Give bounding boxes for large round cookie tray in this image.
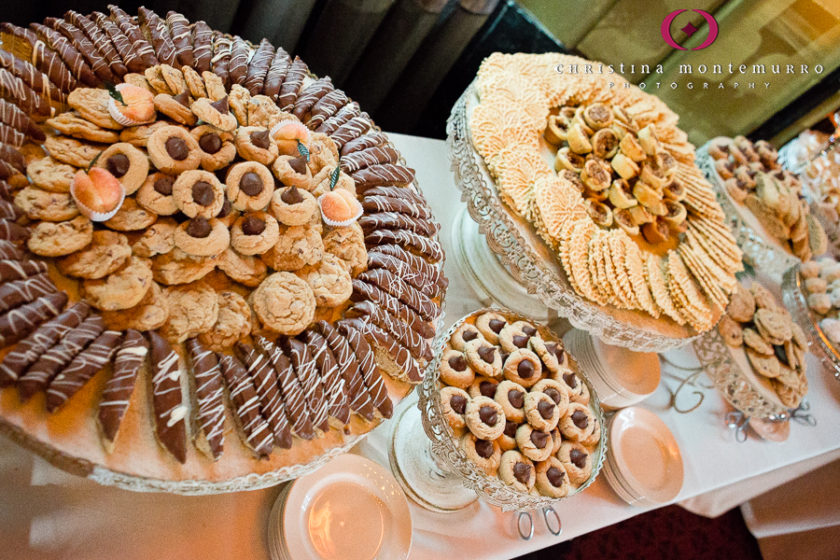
[0,6,449,493]
[447,82,704,353]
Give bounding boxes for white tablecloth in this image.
[2,134,839,560]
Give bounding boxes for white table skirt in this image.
[1,133,839,560]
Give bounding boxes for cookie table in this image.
[3,133,840,560]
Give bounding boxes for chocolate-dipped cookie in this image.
[218,352,274,458]
[315,320,376,422]
[46,329,122,413]
[255,336,315,440]
[185,337,226,460]
[98,329,148,452]
[235,342,293,449]
[147,330,188,463]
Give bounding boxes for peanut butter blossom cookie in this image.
[436,311,602,499]
[0,6,445,477]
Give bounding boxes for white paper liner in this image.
[107,84,155,127]
[70,174,126,222]
[318,192,362,227]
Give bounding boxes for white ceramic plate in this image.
[270,454,412,560]
[591,336,660,398]
[609,407,684,504]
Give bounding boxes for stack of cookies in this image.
[716,281,808,409]
[0,6,445,468]
[438,311,601,499]
[470,53,743,334]
[707,135,827,261]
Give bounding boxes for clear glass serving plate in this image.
[412,308,607,512]
[446,83,702,353]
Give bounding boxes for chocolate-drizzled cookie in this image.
[218,352,274,458]
[98,329,148,452]
[330,114,372,148]
[358,268,440,321]
[185,338,225,460]
[30,23,99,87]
[263,47,291,100]
[165,11,194,69]
[0,259,48,282]
[337,320,393,418]
[90,11,146,73]
[137,7,177,66]
[17,314,103,400]
[352,163,415,190]
[0,68,51,116]
[304,330,351,425]
[44,17,114,84]
[315,321,376,421]
[210,33,232,86]
[0,291,66,348]
[0,125,23,148]
[354,315,422,384]
[350,300,432,365]
[235,342,293,449]
[0,239,25,260]
[351,278,434,339]
[0,49,64,102]
[277,56,306,111]
[316,101,360,134]
[0,161,24,186]
[366,251,443,298]
[307,89,348,130]
[361,194,431,220]
[64,10,127,78]
[282,337,329,433]
[256,336,315,440]
[0,302,88,387]
[292,77,333,121]
[0,198,21,221]
[0,220,29,241]
[363,184,427,203]
[0,273,56,315]
[243,38,274,95]
[0,23,77,93]
[0,98,44,142]
[0,180,13,201]
[0,143,26,173]
[341,145,400,174]
[228,36,250,86]
[191,20,213,73]
[359,212,439,238]
[147,330,187,463]
[46,329,122,413]
[340,130,387,156]
[365,228,443,262]
[108,5,158,69]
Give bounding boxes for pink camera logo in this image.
[661,9,719,50]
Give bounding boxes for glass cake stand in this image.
[446,84,704,354]
[696,142,799,281]
[388,309,607,513]
[781,265,840,382]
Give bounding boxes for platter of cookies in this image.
[782,258,840,380]
[0,6,445,493]
[698,136,827,277]
[413,308,605,511]
[700,278,809,418]
[448,53,743,353]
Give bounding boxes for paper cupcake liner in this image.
[107,84,155,127]
[318,193,363,228]
[70,177,126,222]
